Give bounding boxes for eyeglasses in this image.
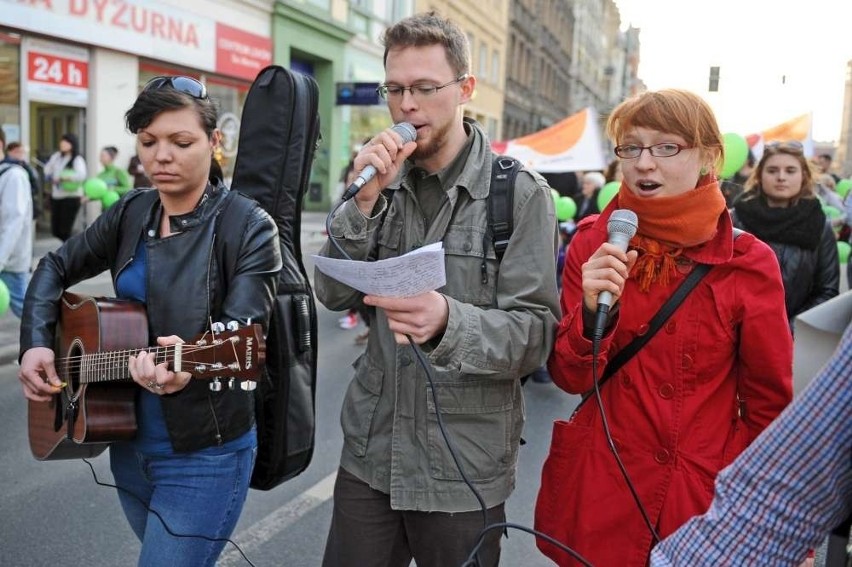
[614,143,691,159]
[764,140,803,154]
[377,75,468,101]
[143,76,208,100]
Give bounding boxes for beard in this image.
[410,120,452,163]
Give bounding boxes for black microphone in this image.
[593,209,638,336]
[341,122,417,201]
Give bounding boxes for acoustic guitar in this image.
[28,292,265,461]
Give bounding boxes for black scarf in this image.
[733,195,826,250]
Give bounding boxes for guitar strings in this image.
[55,341,246,379]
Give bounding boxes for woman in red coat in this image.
[535,89,793,567]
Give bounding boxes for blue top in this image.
[651,322,852,565]
[116,236,255,456]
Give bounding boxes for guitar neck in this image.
[66,346,176,385]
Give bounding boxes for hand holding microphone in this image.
[342,122,417,206]
[581,209,639,337]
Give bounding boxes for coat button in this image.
[665,320,677,334]
[637,324,649,336]
[654,448,671,464]
[463,241,473,251]
[399,355,412,367]
[658,383,674,399]
[682,354,694,369]
[621,375,632,387]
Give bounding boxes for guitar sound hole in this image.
[64,341,83,392]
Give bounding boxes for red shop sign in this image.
[28,51,89,89]
[215,22,271,81]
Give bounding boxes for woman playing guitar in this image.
[17,76,282,567]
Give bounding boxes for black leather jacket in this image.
[21,184,282,452]
[731,211,839,325]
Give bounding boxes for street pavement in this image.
[0,211,331,366]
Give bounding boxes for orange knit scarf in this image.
[616,177,727,291]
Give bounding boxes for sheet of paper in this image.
[312,242,446,298]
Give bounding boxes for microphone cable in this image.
[81,457,257,566]
[590,318,661,545]
[325,202,593,567]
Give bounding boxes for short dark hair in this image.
[6,141,22,152]
[102,145,119,159]
[125,87,218,138]
[0,127,5,147]
[381,11,470,77]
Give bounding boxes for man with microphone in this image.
[314,11,560,567]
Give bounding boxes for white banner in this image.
[491,107,607,173]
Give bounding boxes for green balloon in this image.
[721,133,749,179]
[550,188,560,209]
[59,168,81,192]
[101,190,121,208]
[556,196,577,221]
[597,181,620,211]
[0,278,9,316]
[83,177,108,200]
[823,205,843,220]
[836,179,852,199]
[838,241,850,264]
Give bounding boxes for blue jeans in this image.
[0,271,28,318]
[109,442,256,567]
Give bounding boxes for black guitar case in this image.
[230,65,321,490]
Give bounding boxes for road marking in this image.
[218,471,337,566]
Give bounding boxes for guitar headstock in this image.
[181,323,265,384]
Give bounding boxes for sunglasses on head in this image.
[764,140,803,154]
[143,76,208,100]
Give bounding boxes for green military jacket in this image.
[315,119,560,512]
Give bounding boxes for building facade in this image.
[1,0,274,223]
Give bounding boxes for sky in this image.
[613,0,852,142]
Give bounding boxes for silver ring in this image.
[146,381,161,389]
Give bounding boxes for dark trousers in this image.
[322,467,504,567]
[50,196,81,242]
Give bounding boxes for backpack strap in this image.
[481,155,522,284]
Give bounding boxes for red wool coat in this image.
[535,207,793,567]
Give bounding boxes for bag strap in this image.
[487,155,521,262]
[574,228,745,411]
[574,262,712,412]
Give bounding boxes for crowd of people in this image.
[2,8,850,567]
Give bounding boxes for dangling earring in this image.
[699,166,708,176]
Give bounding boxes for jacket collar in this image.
[390,118,492,201]
[154,182,225,235]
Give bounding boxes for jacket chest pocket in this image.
[442,225,498,306]
[377,213,403,261]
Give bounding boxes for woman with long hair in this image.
[731,142,839,329]
[43,132,87,241]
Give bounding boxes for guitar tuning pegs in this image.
[209,378,222,392]
[211,322,225,333]
[226,321,240,332]
[240,381,257,392]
